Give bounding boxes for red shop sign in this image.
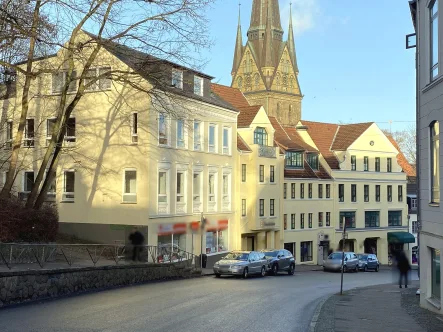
[158,223,187,236]
[218,219,229,230]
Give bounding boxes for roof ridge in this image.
[330,125,340,152]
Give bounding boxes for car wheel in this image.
[261,266,266,277]
[364,265,368,272]
[288,264,295,275]
[323,267,327,272]
[343,265,348,273]
[272,264,278,275]
[242,267,249,279]
[215,273,221,278]
[355,265,358,273]
[375,265,380,272]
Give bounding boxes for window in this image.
[307,153,319,170]
[85,67,111,91]
[194,76,203,96]
[176,171,186,203]
[158,114,168,145]
[326,184,331,198]
[254,127,268,146]
[318,212,323,227]
[285,151,303,168]
[365,211,380,228]
[388,211,402,226]
[176,119,185,148]
[259,165,264,182]
[364,185,369,202]
[300,242,313,262]
[193,120,202,151]
[4,120,12,149]
[308,183,312,198]
[291,214,295,229]
[242,199,246,217]
[375,157,380,172]
[431,121,440,203]
[339,184,344,202]
[284,183,287,199]
[300,213,305,229]
[300,183,304,199]
[65,118,76,143]
[291,183,296,199]
[387,158,392,172]
[259,199,265,216]
[364,156,369,171]
[63,171,75,201]
[222,173,230,207]
[172,69,183,89]
[351,155,356,171]
[284,214,287,230]
[412,198,417,209]
[398,185,403,202]
[206,221,229,254]
[339,211,356,229]
[376,185,381,202]
[351,184,357,202]
[23,171,34,192]
[387,185,392,202]
[431,248,441,299]
[412,220,418,234]
[326,212,331,227]
[131,113,138,143]
[242,164,246,182]
[270,199,275,216]
[45,118,56,145]
[24,119,34,147]
[222,127,230,154]
[52,71,77,94]
[431,0,439,80]
[208,173,217,203]
[319,184,323,199]
[209,124,217,153]
[193,172,202,205]
[158,171,168,203]
[122,170,137,203]
[308,213,313,228]
[270,166,275,183]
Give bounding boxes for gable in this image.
[347,123,398,154]
[331,122,374,151]
[270,45,300,95]
[232,43,265,92]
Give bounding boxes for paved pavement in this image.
[314,279,443,332]
[0,269,403,332]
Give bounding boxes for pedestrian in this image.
[129,227,145,262]
[395,249,411,288]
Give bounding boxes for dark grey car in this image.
[260,249,295,275]
[357,253,380,272]
[213,251,268,278]
[323,252,359,272]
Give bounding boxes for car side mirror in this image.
[344,257,348,261]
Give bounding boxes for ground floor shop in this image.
[241,230,283,252]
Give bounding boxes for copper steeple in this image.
[287,3,299,74]
[232,3,244,75]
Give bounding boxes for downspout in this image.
[415,1,421,283]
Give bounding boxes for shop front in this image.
[387,231,416,265]
[205,219,229,267]
[157,223,187,263]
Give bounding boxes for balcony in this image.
[258,146,276,158]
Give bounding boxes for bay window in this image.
[285,151,303,168]
[307,153,319,170]
[222,172,231,211]
[193,170,203,212]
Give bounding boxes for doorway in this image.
[284,242,296,257]
[246,236,255,251]
[364,238,378,255]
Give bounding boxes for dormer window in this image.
[254,127,268,146]
[307,153,319,170]
[172,69,183,89]
[285,151,303,168]
[194,76,203,96]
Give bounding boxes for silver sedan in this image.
[213,251,268,278]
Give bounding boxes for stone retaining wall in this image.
[0,264,200,307]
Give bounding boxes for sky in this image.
[200,0,416,132]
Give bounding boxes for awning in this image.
[387,232,416,244]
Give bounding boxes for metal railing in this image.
[0,243,200,270]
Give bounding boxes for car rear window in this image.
[328,253,342,259]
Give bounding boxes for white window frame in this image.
[158,114,169,146]
[176,169,187,213]
[84,67,112,91]
[122,168,137,203]
[46,118,56,146]
[208,170,218,212]
[193,120,203,151]
[4,120,12,149]
[158,163,171,215]
[24,118,34,148]
[193,167,203,213]
[45,170,57,196]
[208,124,217,153]
[430,0,439,81]
[64,117,76,145]
[194,76,203,96]
[222,126,231,155]
[176,119,186,149]
[62,170,75,202]
[412,198,417,209]
[172,68,183,89]
[131,112,138,144]
[222,169,231,211]
[52,71,77,94]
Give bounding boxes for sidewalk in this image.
[313,282,443,332]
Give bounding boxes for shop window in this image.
[206,221,228,254]
[432,248,441,299]
[300,241,313,262]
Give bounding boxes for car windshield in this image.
[263,251,278,257]
[328,253,343,259]
[358,254,368,260]
[223,252,249,261]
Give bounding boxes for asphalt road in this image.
[0,269,411,332]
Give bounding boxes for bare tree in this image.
[384,126,416,166]
[0,0,216,208]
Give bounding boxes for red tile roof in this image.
[237,133,252,152]
[386,135,416,177]
[237,105,261,128]
[210,83,250,109]
[331,122,374,151]
[284,161,332,179]
[269,117,315,151]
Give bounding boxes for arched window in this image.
[237,76,243,89]
[254,127,268,146]
[254,73,260,87]
[431,121,440,203]
[290,76,295,88]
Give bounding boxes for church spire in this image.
[232,2,243,75]
[287,2,299,74]
[262,1,274,69]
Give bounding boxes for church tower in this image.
[231,0,302,126]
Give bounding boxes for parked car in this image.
[357,253,380,272]
[323,252,359,272]
[213,251,268,278]
[260,249,295,275]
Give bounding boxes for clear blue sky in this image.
[201,0,416,132]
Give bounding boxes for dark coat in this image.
[396,251,411,273]
[129,231,145,246]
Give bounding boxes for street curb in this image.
[309,296,329,332]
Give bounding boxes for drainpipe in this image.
[415,1,421,290]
